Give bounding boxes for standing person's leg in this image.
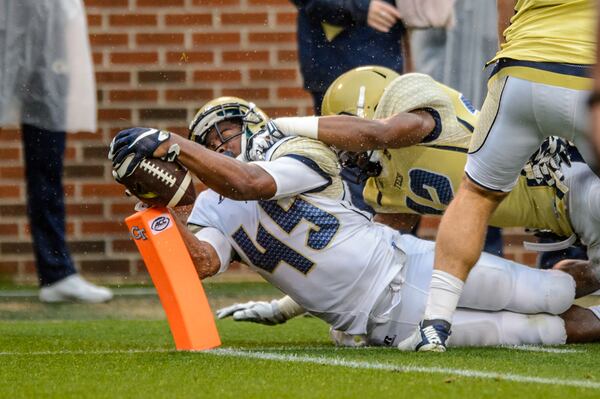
[399,76,549,352]
[310,91,325,116]
[22,124,76,286]
[402,177,506,351]
[22,124,113,302]
[410,28,447,82]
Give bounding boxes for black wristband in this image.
[587,91,600,108]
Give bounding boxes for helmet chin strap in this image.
[239,129,249,161]
[356,86,366,118]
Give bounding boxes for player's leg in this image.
[460,251,577,314]
[396,178,508,351]
[367,243,432,347]
[402,77,561,351]
[448,309,568,347]
[446,305,600,347]
[373,237,598,347]
[400,235,592,314]
[534,79,594,170]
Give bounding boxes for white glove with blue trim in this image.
[216,300,288,325]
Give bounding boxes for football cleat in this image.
[397,319,451,352]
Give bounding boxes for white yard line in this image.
[0,347,597,389]
[508,345,584,354]
[207,348,600,389]
[217,345,585,353]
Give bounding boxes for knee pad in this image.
[509,269,574,315]
[462,253,575,314]
[460,260,515,311]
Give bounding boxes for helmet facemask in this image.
[189,99,267,159]
[337,149,382,184]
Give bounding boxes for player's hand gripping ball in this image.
[109,127,181,176]
[112,155,196,207]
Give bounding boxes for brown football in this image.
[114,155,196,207]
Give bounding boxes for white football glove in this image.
[522,136,572,198]
[216,300,288,325]
[245,121,287,161]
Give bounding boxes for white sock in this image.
[424,270,464,323]
[589,305,600,321]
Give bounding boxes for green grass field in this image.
[1,282,600,398]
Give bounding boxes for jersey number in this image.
[232,198,340,274]
[405,169,453,215]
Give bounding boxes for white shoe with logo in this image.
[397,319,451,352]
[39,274,113,303]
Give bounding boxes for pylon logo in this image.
[150,214,172,235]
[131,226,148,241]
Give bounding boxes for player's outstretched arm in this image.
[110,127,277,201]
[157,134,278,201]
[216,295,306,325]
[270,111,435,151]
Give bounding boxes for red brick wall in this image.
[0,0,538,283]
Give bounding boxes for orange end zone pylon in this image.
[125,207,221,351]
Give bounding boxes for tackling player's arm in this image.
[271,111,436,151]
[156,135,333,202]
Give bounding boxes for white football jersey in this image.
[188,191,405,335]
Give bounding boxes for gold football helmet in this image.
[188,96,268,154]
[321,66,400,118]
